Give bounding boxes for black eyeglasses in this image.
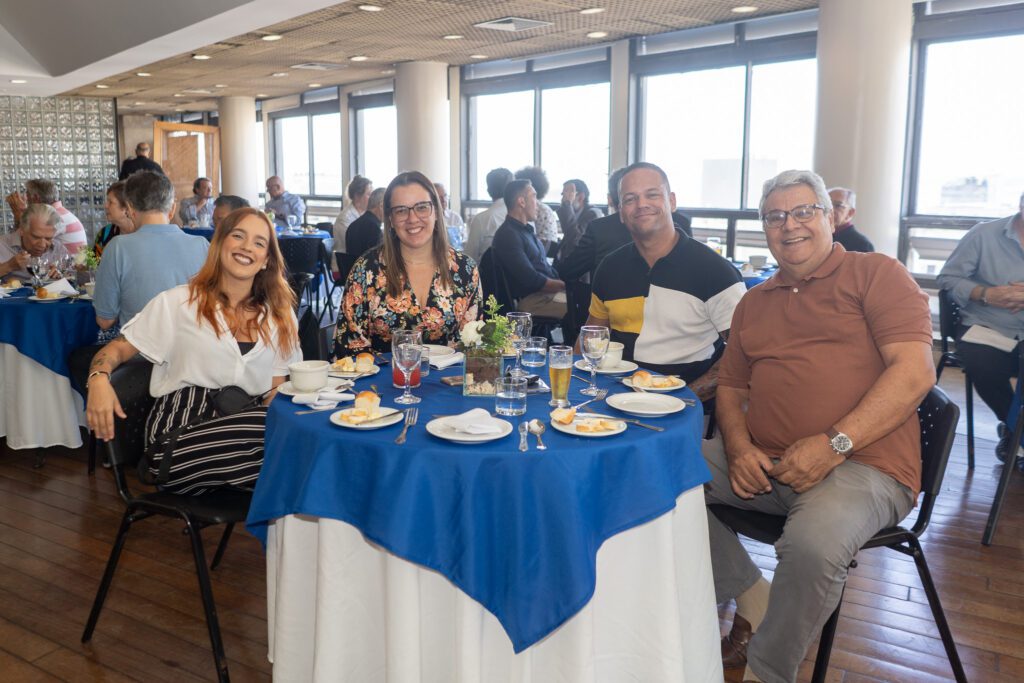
[761,203,825,230]
[390,201,434,222]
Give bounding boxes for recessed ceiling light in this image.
[215,84,227,88]
[350,55,368,62]
[95,84,110,89]
[136,72,151,77]
[261,34,282,41]
[308,83,322,87]
[271,72,289,77]
[10,79,26,84]
[192,54,211,60]
[357,4,382,10]
[174,108,184,112]
[173,93,183,97]
[470,54,488,59]
[731,5,759,13]
[443,34,463,40]
[580,7,605,14]
[256,93,268,97]
[586,31,608,39]
[134,101,145,105]
[381,69,396,75]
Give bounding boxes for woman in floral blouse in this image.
[335,171,482,355]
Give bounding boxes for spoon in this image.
[528,419,547,450]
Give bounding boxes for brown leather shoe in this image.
[721,613,753,670]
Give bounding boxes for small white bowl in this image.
[289,360,329,392]
[599,341,625,369]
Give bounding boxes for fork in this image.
[573,388,608,411]
[395,407,418,444]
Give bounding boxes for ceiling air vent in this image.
[474,17,552,32]
[291,62,347,71]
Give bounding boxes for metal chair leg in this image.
[184,517,231,683]
[33,448,45,469]
[82,510,134,642]
[907,536,967,683]
[210,523,235,570]
[810,585,844,683]
[964,374,975,470]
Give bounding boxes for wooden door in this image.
[152,121,221,217]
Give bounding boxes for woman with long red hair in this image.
[86,208,300,494]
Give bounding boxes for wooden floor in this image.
[1,373,1022,682]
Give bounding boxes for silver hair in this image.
[124,170,175,214]
[367,187,386,210]
[25,178,58,204]
[19,203,60,231]
[760,170,833,217]
[828,186,857,208]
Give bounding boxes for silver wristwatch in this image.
[826,427,853,457]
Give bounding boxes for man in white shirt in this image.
[0,204,69,280]
[465,168,513,262]
[333,175,373,251]
[177,177,214,227]
[435,183,466,249]
[6,179,88,254]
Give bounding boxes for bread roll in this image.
[333,356,356,372]
[355,352,376,372]
[631,370,653,387]
[35,287,49,299]
[550,407,576,425]
[354,390,381,416]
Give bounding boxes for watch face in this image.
[832,434,853,454]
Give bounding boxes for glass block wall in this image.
[0,95,119,241]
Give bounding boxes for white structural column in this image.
[395,62,450,184]
[218,96,261,206]
[813,0,914,256]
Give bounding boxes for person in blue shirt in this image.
[93,171,209,330]
[265,176,306,228]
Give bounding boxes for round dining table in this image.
[0,287,99,449]
[247,362,722,682]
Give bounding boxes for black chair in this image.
[709,387,966,683]
[81,361,250,683]
[326,250,360,308]
[935,288,975,469]
[279,237,325,317]
[480,248,563,342]
[983,343,1024,545]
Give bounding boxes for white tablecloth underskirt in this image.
[0,343,85,449]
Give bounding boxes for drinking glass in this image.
[391,330,423,387]
[506,312,533,377]
[579,325,609,396]
[287,215,299,230]
[392,335,422,405]
[419,345,431,379]
[521,336,548,370]
[548,345,573,408]
[495,376,527,416]
[28,256,43,287]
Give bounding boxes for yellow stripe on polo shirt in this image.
[590,294,645,335]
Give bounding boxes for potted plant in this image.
[458,295,512,397]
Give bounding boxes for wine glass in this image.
[506,312,532,378]
[392,332,423,405]
[28,256,43,287]
[287,215,299,231]
[578,325,610,397]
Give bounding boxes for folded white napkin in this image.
[292,390,355,408]
[431,351,464,370]
[44,278,78,296]
[444,408,503,434]
[0,290,8,298]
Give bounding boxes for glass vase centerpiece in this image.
[458,295,512,397]
[72,246,99,287]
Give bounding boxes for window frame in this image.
[349,91,396,180]
[267,90,342,202]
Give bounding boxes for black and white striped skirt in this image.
[145,385,268,496]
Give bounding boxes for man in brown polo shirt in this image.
[705,170,935,683]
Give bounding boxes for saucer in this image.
[574,359,639,375]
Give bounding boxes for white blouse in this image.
[121,285,302,398]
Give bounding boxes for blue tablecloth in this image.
[182,227,332,242]
[743,267,776,289]
[247,367,710,653]
[0,288,99,377]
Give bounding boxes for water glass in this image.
[521,336,548,370]
[391,330,423,387]
[495,376,527,416]
[579,325,610,397]
[507,312,533,341]
[419,345,431,378]
[392,332,423,404]
[548,345,573,408]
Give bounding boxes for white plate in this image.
[329,363,381,379]
[550,413,626,437]
[606,392,686,417]
[77,293,93,301]
[574,359,639,375]
[424,344,456,359]
[621,376,687,392]
[330,407,403,429]
[425,416,513,443]
[277,378,354,396]
[28,295,68,302]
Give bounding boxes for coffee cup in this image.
[599,341,625,369]
[749,255,768,269]
[84,281,95,297]
[289,360,329,392]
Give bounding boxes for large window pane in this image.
[915,34,1024,216]
[356,105,397,188]
[642,67,745,208]
[541,83,610,205]
[312,113,342,196]
[274,116,310,195]
[746,59,817,208]
[469,91,534,200]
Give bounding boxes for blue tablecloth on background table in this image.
[182,227,332,244]
[0,288,99,377]
[247,366,710,653]
[743,267,776,289]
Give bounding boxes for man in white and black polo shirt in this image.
[585,162,746,402]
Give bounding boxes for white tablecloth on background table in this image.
[0,343,86,449]
[264,486,722,683]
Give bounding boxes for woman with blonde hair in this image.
[86,208,301,494]
[335,171,482,354]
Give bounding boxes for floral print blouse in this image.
[335,246,483,355]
